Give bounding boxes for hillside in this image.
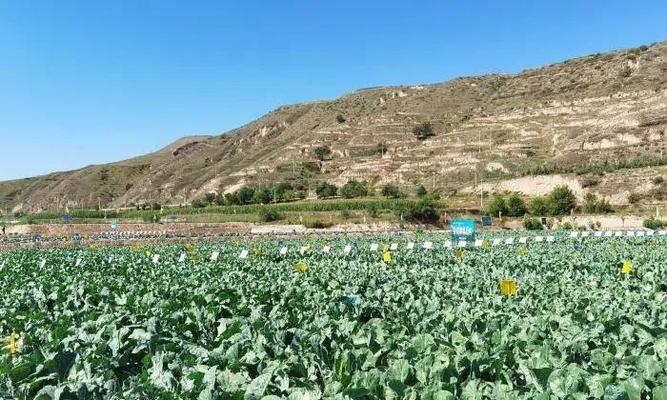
[1,41,666,212]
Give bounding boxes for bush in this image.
[253,188,273,204]
[561,222,573,231]
[530,196,550,215]
[305,220,334,229]
[584,193,614,214]
[523,217,543,231]
[191,198,208,208]
[381,184,402,199]
[486,195,507,217]
[313,146,332,161]
[316,182,338,199]
[653,176,664,185]
[340,180,369,198]
[415,185,428,198]
[643,218,666,230]
[397,200,441,224]
[548,186,576,215]
[413,122,435,140]
[258,208,281,222]
[627,192,641,204]
[506,194,527,217]
[336,114,346,123]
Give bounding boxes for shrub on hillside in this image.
[415,185,428,198]
[643,218,666,230]
[485,195,507,217]
[316,182,338,199]
[548,186,577,215]
[258,208,281,222]
[523,217,543,231]
[340,180,369,198]
[506,194,527,217]
[381,184,403,199]
[397,200,440,224]
[313,146,332,161]
[413,122,435,140]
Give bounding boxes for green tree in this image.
[486,195,507,217]
[340,180,369,198]
[530,196,550,216]
[506,194,527,217]
[413,122,435,140]
[523,217,543,230]
[253,188,272,204]
[315,182,338,199]
[415,185,428,198]
[381,184,402,199]
[313,146,332,161]
[549,186,577,215]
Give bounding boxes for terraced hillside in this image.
[1,41,666,211]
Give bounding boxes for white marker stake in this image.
[570,231,579,238]
[594,231,603,237]
[390,243,398,251]
[626,231,635,237]
[406,242,415,250]
[75,258,82,267]
[423,241,433,250]
[279,247,288,256]
[369,243,379,252]
[210,251,219,261]
[614,231,623,237]
[299,246,308,255]
[659,230,667,236]
[322,245,331,253]
[40,259,46,269]
[457,240,467,248]
[152,254,160,264]
[636,231,645,237]
[603,231,612,237]
[646,230,654,236]
[518,237,528,244]
[344,245,352,255]
[505,238,515,245]
[0,260,5,271]
[581,231,590,238]
[443,240,452,249]
[474,240,483,247]
[492,239,501,246]
[239,250,249,259]
[178,253,186,263]
[546,236,555,243]
[534,236,544,243]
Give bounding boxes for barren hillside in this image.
[1,41,666,211]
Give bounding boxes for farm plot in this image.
[1,237,667,399]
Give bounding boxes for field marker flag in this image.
[178,253,186,263]
[299,245,310,255]
[75,258,82,267]
[423,241,433,250]
[659,230,667,236]
[0,259,5,271]
[646,230,654,236]
[322,245,331,253]
[534,236,544,243]
[279,247,288,256]
[474,239,483,248]
[444,240,452,249]
[594,231,603,237]
[626,231,636,237]
[210,251,220,261]
[518,237,528,244]
[152,254,160,264]
[636,231,645,237]
[344,245,352,255]
[407,242,415,250]
[570,231,579,238]
[499,278,518,296]
[390,243,398,251]
[369,243,379,252]
[505,237,515,245]
[39,259,46,269]
[546,235,555,243]
[581,231,590,237]
[457,240,467,248]
[239,250,249,259]
[614,231,623,237]
[492,238,501,246]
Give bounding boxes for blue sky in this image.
[0,0,665,181]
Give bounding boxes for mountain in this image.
[1,41,666,212]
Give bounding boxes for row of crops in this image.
[1,236,667,399]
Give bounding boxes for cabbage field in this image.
[1,236,667,399]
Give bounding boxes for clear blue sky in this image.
[1,0,665,181]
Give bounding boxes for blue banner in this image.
[451,219,476,240]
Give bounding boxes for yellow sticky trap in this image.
[294,261,309,272]
[7,332,18,357]
[621,259,632,275]
[481,240,489,249]
[454,249,464,258]
[518,247,527,256]
[131,244,141,252]
[145,251,152,257]
[186,244,196,255]
[253,248,262,257]
[383,252,392,263]
[500,279,517,296]
[88,244,96,250]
